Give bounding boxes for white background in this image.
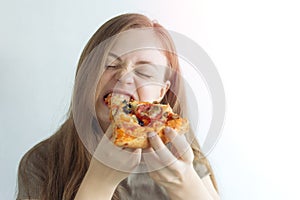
[1,0,300,199]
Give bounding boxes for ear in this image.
[159,80,171,100]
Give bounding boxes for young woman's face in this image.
[95,32,171,131]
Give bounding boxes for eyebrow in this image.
[108,52,159,69]
[108,52,122,61]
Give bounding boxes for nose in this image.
[115,65,134,85]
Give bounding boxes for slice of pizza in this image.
[105,93,189,149]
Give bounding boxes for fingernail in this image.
[147,132,156,138]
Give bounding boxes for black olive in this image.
[122,105,131,114]
[138,119,144,126]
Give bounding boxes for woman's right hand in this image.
[92,125,142,180]
[75,125,142,200]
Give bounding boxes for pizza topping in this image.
[148,105,163,119]
[167,112,179,120]
[135,104,151,126]
[163,111,169,118]
[137,118,145,126]
[134,104,164,126]
[109,94,189,148]
[122,103,133,114]
[139,116,151,126]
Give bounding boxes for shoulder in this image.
[17,140,50,199]
[18,140,49,174]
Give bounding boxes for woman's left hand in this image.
[142,127,214,200]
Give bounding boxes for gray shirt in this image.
[17,141,209,200]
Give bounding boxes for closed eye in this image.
[135,71,152,78]
[106,65,121,69]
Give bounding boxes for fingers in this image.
[147,132,166,150]
[104,124,114,139]
[142,147,175,173]
[93,130,142,173]
[146,132,177,167]
[133,147,142,155]
[146,129,194,164]
[164,127,194,163]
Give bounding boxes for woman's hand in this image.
[143,127,215,200]
[93,125,142,175]
[75,125,142,200]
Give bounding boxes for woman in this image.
[17,13,220,200]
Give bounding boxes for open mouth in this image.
[103,92,135,106]
[103,93,112,106]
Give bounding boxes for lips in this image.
[103,93,112,106]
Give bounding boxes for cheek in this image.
[96,71,114,98]
[137,85,162,102]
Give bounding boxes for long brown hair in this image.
[18,13,217,200]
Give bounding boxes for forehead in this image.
[109,29,165,59]
[108,49,168,67]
